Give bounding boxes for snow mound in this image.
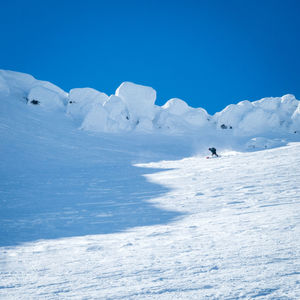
[214,95,299,135]
[67,88,109,122]
[81,105,108,132]
[79,82,158,132]
[103,95,131,132]
[34,81,68,102]
[116,82,156,130]
[27,86,65,110]
[245,137,286,150]
[291,102,300,132]
[0,70,68,108]
[184,108,210,127]
[213,100,252,130]
[0,70,36,97]
[1,69,300,140]
[239,108,281,134]
[155,102,210,132]
[162,98,190,116]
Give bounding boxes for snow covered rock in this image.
[213,95,299,135]
[103,95,131,131]
[67,88,109,121]
[27,86,65,110]
[80,105,108,132]
[213,100,253,130]
[253,97,281,111]
[154,98,210,132]
[252,95,298,130]
[246,137,286,150]
[162,98,191,115]
[238,108,281,135]
[135,118,155,131]
[35,81,68,103]
[0,70,36,97]
[0,70,68,109]
[1,69,300,137]
[115,82,156,128]
[291,102,300,132]
[154,109,181,131]
[154,98,193,131]
[0,70,36,90]
[279,94,299,128]
[184,108,210,127]
[104,95,128,120]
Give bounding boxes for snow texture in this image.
[162,98,191,115]
[116,81,156,119]
[27,86,65,110]
[1,69,300,299]
[67,88,109,123]
[292,102,300,132]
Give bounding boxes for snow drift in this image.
[1,69,300,140]
[0,70,67,108]
[213,94,299,135]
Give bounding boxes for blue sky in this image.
[1,0,299,113]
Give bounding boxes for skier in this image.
[208,147,219,157]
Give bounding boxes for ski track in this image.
[1,143,300,299]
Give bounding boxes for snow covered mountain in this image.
[0,70,299,299]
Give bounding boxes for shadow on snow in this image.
[0,163,181,246]
[0,102,186,247]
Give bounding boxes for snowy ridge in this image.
[1,70,300,140]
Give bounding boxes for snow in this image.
[80,104,108,132]
[0,76,10,96]
[238,108,281,135]
[184,108,209,127]
[1,69,300,299]
[116,81,156,130]
[27,86,65,110]
[213,95,299,136]
[161,98,191,115]
[103,95,131,131]
[0,70,67,101]
[104,95,128,121]
[154,99,210,131]
[213,100,253,130]
[2,69,297,137]
[291,102,300,132]
[0,70,36,96]
[245,137,286,150]
[67,88,109,123]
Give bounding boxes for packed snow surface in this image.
[0,70,300,299]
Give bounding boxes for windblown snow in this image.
[0,70,299,299]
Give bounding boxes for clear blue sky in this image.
[1,0,299,113]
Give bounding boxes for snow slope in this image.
[1,144,299,299]
[0,70,300,299]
